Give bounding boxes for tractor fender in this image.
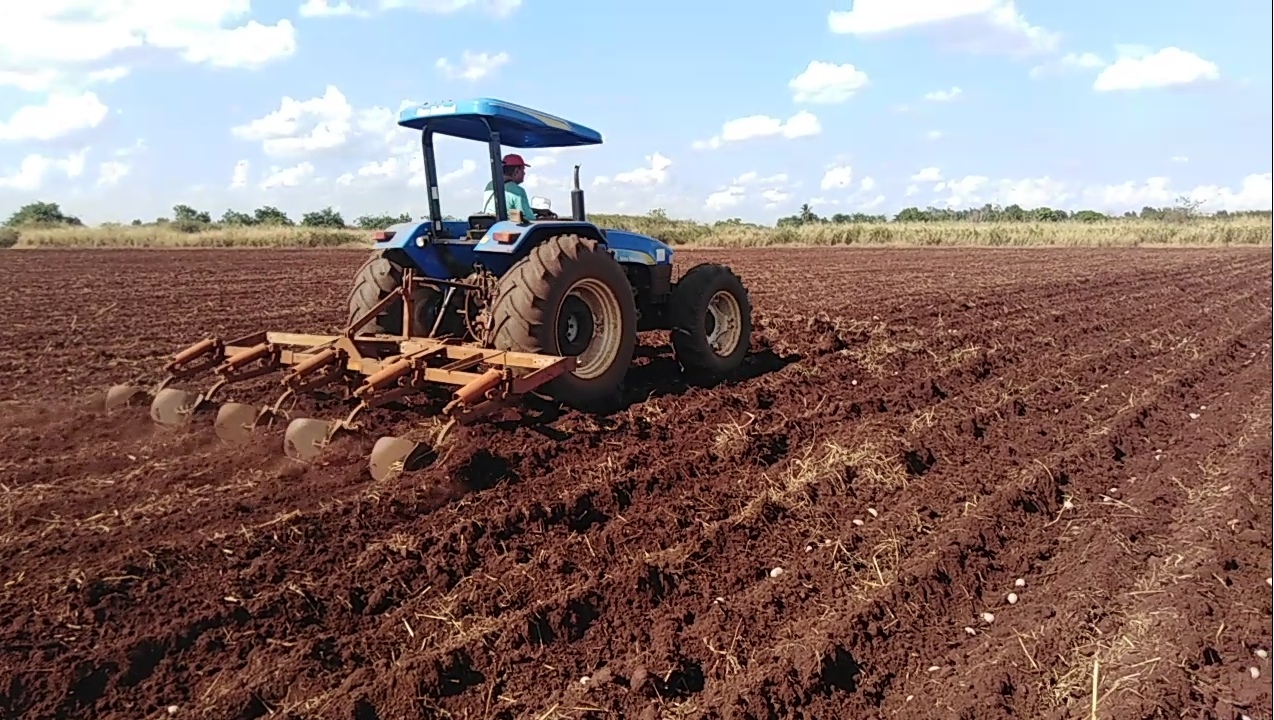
[472,220,604,257]
[370,220,476,279]
[473,222,674,263]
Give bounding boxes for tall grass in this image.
[4,213,1269,249]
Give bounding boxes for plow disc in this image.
[150,387,206,427]
[103,329,575,478]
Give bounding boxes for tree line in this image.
[3,197,1269,233]
[774,197,1269,226]
[2,201,409,232]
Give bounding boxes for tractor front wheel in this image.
[668,263,752,377]
[488,234,637,408]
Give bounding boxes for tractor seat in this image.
[467,213,497,239]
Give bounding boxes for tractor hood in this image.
[603,229,673,267]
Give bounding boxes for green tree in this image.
[4,201,83,227]
[253,206,293,226]
[221,209,256,226]
[172,204,211,224]
[355,212,412,228]
[893,207,928,222]
[301,206,345,228]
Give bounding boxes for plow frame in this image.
[150,266,576,429]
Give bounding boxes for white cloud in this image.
[0,66,128,93]
[378,0,523,18]
[230,160,250,189]
[828,0,1058,56]
[0,3,296,78]
[1030,46,1220,92]
[299,0,368,17]
[232,85,398,157]
[1091,175,1272,212]
[693,111,821,149]
[1029,51,1106,79]
[97,161,130,187]
[926,130,945,141]
[856,194,886,211]
[911,167,943,183]
[1171,156,1189,163]
[436,51,510,81]
[178,20,297,69]
[761,188,792,206]
[0,91,110,142]
[88,66,130,84]
[528,154,556,168]
[337,157,402,186]
[439,159,478,185]
[938,175,991,207]
[860,177,877,191]
[789,60,870,103]
[821,165,853,191]
[1064,52,1106,69]
[1093,46,1220,92]
[915,171,1272,214]
[335,156,475,191]
[260,162,316,190]
[705,171,796,212]
[596,153,673,186]
[924,86,963,102]
[0,70,58,92]
[705,185,746,211]
[0,150,86,191]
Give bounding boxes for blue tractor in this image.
[104,98,752,479]
[349,98,753,405]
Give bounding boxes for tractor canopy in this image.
[397,98,603,148]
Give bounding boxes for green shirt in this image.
[483,179,535,222]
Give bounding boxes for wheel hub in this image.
[704,290,742,356]
[555,279,622,380]
[557,294,595,357]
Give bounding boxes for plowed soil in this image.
[1,247,1270,720]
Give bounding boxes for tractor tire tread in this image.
[489,233,637,408]
[346,250,436,336]
[669,262,752,376]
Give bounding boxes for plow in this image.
[104,299,579,479]
[101,97,753,480]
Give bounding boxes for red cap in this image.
[502,153,530,167]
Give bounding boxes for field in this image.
[3,213,1271,249]
[1,246,1271,720]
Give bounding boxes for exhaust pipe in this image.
[571,164,586,222]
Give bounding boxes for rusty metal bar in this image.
[511,356,576,394]
[346,286,403,337]
[452,368,504,405]
[401,268,415,341]
[177,327,573,401]
[222,343,272,369]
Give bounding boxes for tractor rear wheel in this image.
[488,234,637,408]
[668,262,752,376]
[346,251,439,336]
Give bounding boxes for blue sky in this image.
[0,0,1269,225]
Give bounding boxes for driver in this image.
[483,154,537,221]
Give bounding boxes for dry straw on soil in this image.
[4,213,1270,249]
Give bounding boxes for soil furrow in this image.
[0,247,1268,720]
